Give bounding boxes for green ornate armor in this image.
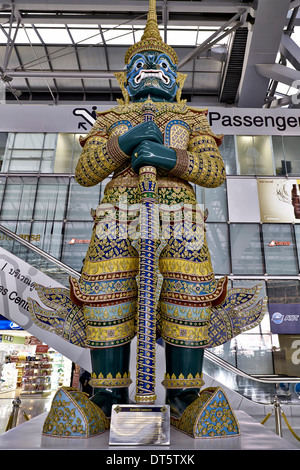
[28,0,266,439]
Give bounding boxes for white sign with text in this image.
[1,104,300,136]
[0,247,91,370]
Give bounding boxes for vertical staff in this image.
[135,101,159,404]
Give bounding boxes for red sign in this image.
[268,240,291,246]
[35,344,49,353]
[68,238,90,244]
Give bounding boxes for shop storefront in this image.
[0,321,72,395]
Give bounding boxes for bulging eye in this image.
[161,61,169,70]
[136,61,144,70]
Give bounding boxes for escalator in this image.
[1,223,300,407]
[203,350,300,406]
[0,223,90,370]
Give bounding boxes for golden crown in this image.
[124,0,178,65]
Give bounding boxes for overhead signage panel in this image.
[1,105,300,136]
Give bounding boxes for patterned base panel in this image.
[170,387,240,438]
[42,387,109,438]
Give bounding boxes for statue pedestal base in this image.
[0,410,297,450]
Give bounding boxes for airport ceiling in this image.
[1,0,300,108]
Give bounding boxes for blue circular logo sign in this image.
[271,312,284,324]
[9,322,21,330]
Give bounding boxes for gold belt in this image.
[104,175,194,192]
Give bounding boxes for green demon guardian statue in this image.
[29,0,266,439]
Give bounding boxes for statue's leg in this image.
[162,341,239,438]
[163,342,204,417]
[158,219,239,437]
[70,209,139,418]
[89,343,132,417]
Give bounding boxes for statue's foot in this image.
[169,387,240,438]
[90,388,129,418]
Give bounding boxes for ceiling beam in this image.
[255,63,300,87]
[7,70,116,79]
[280,32,300,70]
[9,1,252,14]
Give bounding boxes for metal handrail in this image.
[0,224,80,279]
[204,350,300,384]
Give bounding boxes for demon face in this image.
[126,50,178,102]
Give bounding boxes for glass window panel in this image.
[272,136,288,175]
[34,177,69,220]
[205,223,230,274]
[0,133,8,172]
[262,224,298,275]
[194,184,204,206]
[8,27,41,44]
[1,133,57,173]
[40,157,54,173]
[31,221,63,260]
[103,28,133,45]
[13,133,45,149]
[230,224,264,275]
[9,158,41,172]
[54,133,83,173]
[67,178,100,220]
[0,221,17,252]
[38,28,71,44]
[167,29,197,46]
[267,279,300,304]
[44,133,57,149]
[209,340,237,367]
[61,221,93,271]
[1,134,13,172]
[2,221,32,262]
[68,28,100,45]
[10,149,43,159]
[236,135,255,175]
[235,334,274,375]
[204,183,228,222]
[236,135,274,175]
[0,176,5,205]
[282,136,300,176]
[219,135,237,175]
[0,177,37,220]
[192,185,227,222]
[253,136,275,175]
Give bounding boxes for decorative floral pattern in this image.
[171,387,240,438]
[42,387,109,438]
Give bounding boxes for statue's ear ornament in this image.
[114,71,130,105]
[176,72,187,104]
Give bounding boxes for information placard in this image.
[109,404,170,446]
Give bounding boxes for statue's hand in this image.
[131,140,177,173]
[118,121,163,156]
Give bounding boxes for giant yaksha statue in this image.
[29,0,266,439]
